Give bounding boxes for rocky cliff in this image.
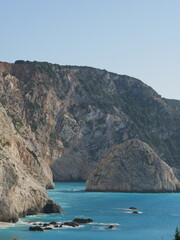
[0,99,61,221]
[165,99,180,113]
[86,139,180,192]
[0,60,180,183]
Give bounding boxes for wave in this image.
[90,222,120,226]
[60,225,84,229]
[125,211,143,214]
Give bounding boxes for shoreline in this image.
[0,222,15,229]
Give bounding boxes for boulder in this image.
[43,200,62,214]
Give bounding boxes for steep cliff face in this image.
[0,60,180,182]
[0,104,61,222]
[86,139,180,192]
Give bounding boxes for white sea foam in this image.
[90,222,120,226]
[171,214,180,217]
[126,211,143,214]
[93,225,117,231]
[60,225,84,229]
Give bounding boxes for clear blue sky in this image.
[1,0,180,100]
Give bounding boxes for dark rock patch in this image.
[43,223,50,227]
[61,222,79,227]
[129,207,137,210]
[44,227,53,230]
[43,200,62,214]
[108,225,115,230]
[54,224,60,228]
[49,221,58,225]
[29,226,44,232]
[132,211,140,214]
[73,218,93,224]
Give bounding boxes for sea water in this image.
[0,182,180,240]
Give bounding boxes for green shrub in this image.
[174,227,180,240]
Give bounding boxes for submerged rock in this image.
[29,226,44,232]
[108,225,115,230]
[29,220,79,230]
[54,224,60,228]
[44,227,53,230]
[129,207,137,210]
[73,218,93,224]
[132,211,140,214]
[86,139,180,193]
[49,221,58,225]
[61,222,79,227]
[43,223,50,227]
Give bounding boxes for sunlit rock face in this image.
[86,139,180,193]
[0,99,61,222]
[0,60,180,184]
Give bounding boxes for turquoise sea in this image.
[0,182,180,240]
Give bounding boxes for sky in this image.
[0,0,180,100]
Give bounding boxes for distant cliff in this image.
[86,139,180,192]
[165,99,180,113]
[0,60,180,185]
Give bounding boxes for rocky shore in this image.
[0,104,62,222]
[0,222,15,229]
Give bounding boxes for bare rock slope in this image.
[0,60,180,220]
[86,139,180,192]
[0,105,62,222]
[0,61,180,182]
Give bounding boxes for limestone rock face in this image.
[0,60,180,220]
[0,105,62,222]
[0,61,180,182]
[86,139,180,192]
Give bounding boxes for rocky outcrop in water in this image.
[86,139,180,192]
[0,60,180,183]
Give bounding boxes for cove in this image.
[0,182,179,240]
